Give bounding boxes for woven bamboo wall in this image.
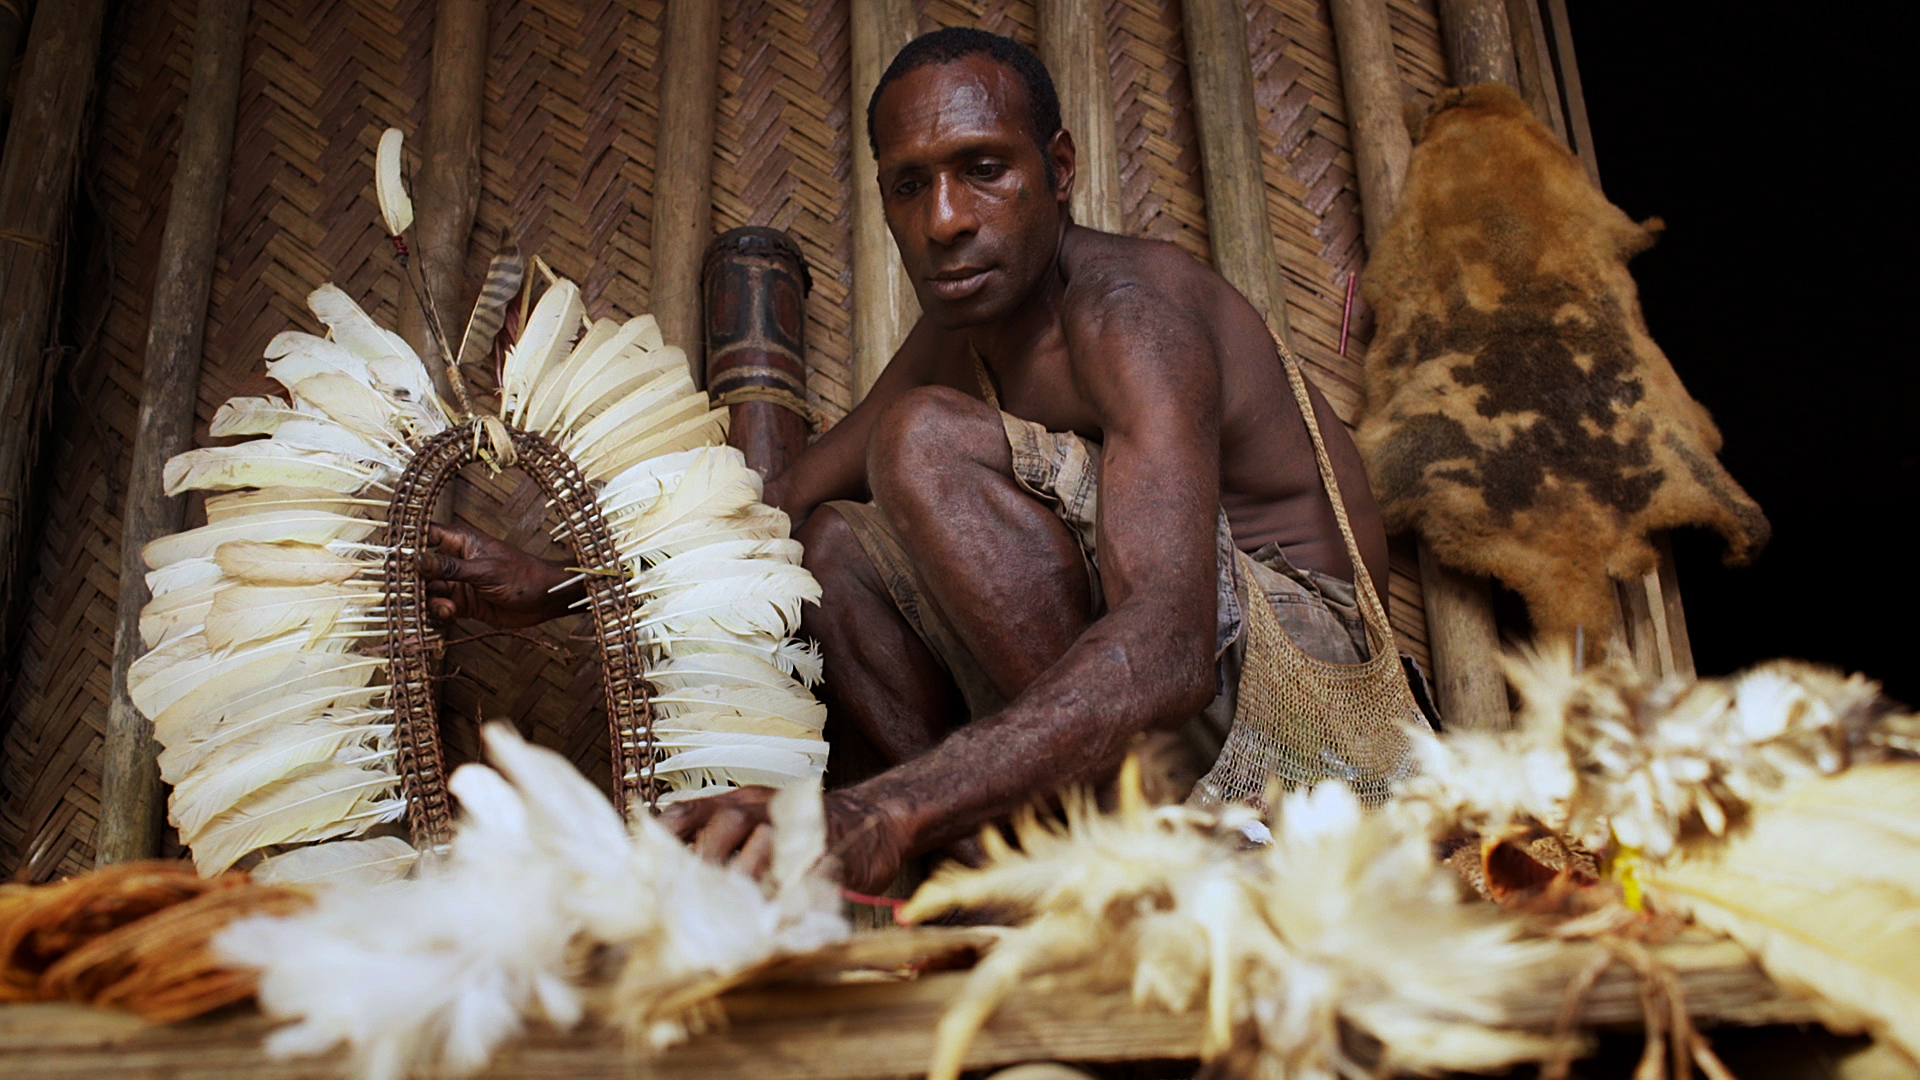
[2,0,1449,881]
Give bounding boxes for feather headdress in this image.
[134,128,828,880]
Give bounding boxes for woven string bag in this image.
[1190,341,1431,809]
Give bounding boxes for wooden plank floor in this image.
[0,936,1820,1080]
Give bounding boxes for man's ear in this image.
[1048,128,1077,204]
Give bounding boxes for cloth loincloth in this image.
[826,412,1385,804]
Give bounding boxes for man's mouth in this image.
[927,267,991,302]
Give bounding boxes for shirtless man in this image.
[425,28,1396,892]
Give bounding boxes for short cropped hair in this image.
[866,27,1063,188]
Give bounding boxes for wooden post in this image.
[97,0,250,864]
[652,0,722,381]
[1037,0,1123,234]
[848,0,919,402]
[1502,0,1569,146]
[397,0,487,399]
[1435,0,1519,88]
[1180,0,1293,344]
[704,227,813,483]
[0,0,110,670]
[1332,0,1510,729]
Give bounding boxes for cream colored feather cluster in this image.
[901,762,1565,1080]
[217,724,848,1080]
[132,284,443,881]
[1400,648,1920,1064]
[495,281,827,801]
[1401,646,1905,857]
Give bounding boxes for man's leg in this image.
[798,505,963,768]
[865,386,1098,703]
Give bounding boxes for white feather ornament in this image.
[202,486,377,524]
[519,316,620,433]
[139,575,227,647]
[146,555,224,598]
[157,678,385,786]
[130,630,351,719]
[306,285,447,427]
[375,127,413,237]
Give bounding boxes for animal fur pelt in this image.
[1355,84,1769,647]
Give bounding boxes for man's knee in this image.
[866,385,1005,508]
[797,504,868,587]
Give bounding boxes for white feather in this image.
[130,630,353,721]
[375,128,413,237]
[636,566,819,640]
[156,668,384,784]
[146,556,224,598]
[287,373,412,445]
[170,712,393,837]
[584,401,726,481]
[140,574,228,647]
[500,279,583,425]
[204,583,380,653]
[252,836,419,888]
[544,323,681,438]
[307,285,448,429]
[211,397,401,466]
[647,682,826,730]
[520,317,621,433]
[203,486,374,524]
[186,759,404,875]
[164,441,387,497]
[216,540,371,585]
[143,509,381,570]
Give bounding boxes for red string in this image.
[840,888,909,925]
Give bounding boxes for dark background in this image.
[1566,1,1915,704]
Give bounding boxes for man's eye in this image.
[891,178,925,197]
[968,163,1008,180]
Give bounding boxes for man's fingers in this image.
[691,808,759,864]
[730,824,775,880]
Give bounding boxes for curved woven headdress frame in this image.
[382,426,656,849]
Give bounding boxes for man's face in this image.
[872,56,1072,329]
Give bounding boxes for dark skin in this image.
[422,55,1390,893]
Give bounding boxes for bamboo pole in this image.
[0,0,110,670]
[97,0,250,864]
[1037,0,1123,234]
[1502,0,1568,144]
[1435,0,1518,88]
[1180,0,1293,344]
[848,0,919,402]
[397,0,487,399]
[652,0,721,384]
[1330,0,1509,729]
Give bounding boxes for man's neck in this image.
[964,224,1074,372]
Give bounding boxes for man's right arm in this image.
[762,318,940,528]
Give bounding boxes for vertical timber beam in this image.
[98,0,250,864]
[0,0,110,672]
[398,0,488,398]
[1180,0,1293,345]
[1333,0,1510,728]
[1037,0,1123,234]
[848,0,919,402]
[652,0,722,378]
[1435,0,1518,88]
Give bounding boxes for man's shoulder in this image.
[1060,227,1210,301]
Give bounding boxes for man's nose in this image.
[926,174,976,246]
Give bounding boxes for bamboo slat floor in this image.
[0,932,1824,1080]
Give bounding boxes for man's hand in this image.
[660,786,910,895]
[416,523,583,627]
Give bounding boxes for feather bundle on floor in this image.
[217,725,847,1080]
[901,760,1567,1080]
[1397,648,1920,1065]
[132,125,828,880]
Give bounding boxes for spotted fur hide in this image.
[1356,84,1768,647]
